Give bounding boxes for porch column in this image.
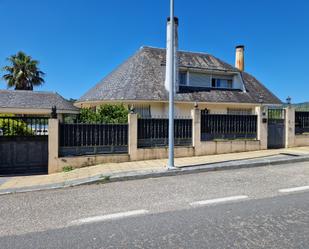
[191,107,202,155]
[128,112,138,161]
[48,119,59,174]
[285,106,295,148]
[255,105,268,150]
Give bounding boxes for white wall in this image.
[84,101,257,118]
[175,103,255,116]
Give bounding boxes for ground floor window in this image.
[135,105,151,118]
[227,108,253,115]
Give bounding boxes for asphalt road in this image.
[1,162,309,248]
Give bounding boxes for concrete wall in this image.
[294,135,309,147]
[196,140,261,156]
[130,147,195,161]
[52,154,130,173]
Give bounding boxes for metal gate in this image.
[0,117,48,175]
[267,109,285,149]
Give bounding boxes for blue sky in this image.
[0,0,308,103]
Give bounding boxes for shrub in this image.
[79,104,128,124]
[79,108,99,124]
[0,114,34,136]
[63,166,74,172]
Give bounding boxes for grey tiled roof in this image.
[78,46,282,105]
[0,90,79,112]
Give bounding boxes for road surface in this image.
[1,162,309,248]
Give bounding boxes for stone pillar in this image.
[191,108,202,155]
[128,113,138,161]
[48,119,59,174]
[255,105,268,150]
[285,106,295,148]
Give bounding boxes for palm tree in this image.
[2,51,45,90]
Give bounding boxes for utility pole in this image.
[167,0,175,170]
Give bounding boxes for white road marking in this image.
[279,185,309,193]
[190,195,249,207]
[71,209,149,225]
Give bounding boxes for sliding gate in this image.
[0,117,49,175]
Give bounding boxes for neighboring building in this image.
[76,45,281,117]
[0,90,79,119]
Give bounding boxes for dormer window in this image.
[211,78,233,89]
[178,71,235,89]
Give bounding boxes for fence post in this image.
[285,106,295,148]
[191,107,202,155]
[48,119,59,174]
[128,112,138,160]
[255,105,268,150]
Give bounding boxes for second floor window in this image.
[178,71,234,89]
[212,78,233,89]
[179,71,187,85]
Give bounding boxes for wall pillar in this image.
[255,105,268,150]
[285,106,295,148]
[191,108,202,156]
[48,119,59,174]
[128,113,138,161]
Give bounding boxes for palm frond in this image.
[1,51,45,90]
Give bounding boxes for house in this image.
[75,45,281,116]
[0,90,79,119]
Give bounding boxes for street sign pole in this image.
[168,0,175,170]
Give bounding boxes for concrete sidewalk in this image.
[1,147,309,195]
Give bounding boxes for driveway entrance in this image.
[0,117,48,175]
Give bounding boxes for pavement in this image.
[1,161,309,248]
[1,146,309,195]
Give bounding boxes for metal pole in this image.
[168,0,175,169]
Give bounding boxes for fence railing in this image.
[201,111,257,141]
[295,111,309,135]
[0,116,49,137]
[59,123,128,156]
[137,118,192,148]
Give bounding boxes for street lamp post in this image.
[168,0,175,169]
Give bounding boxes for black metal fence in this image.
[268,108,285,122]
[201,111,257,141]
[0,116,49,137]
[295,111,309,134]
[59,123,128,157]
[137,118,192,148]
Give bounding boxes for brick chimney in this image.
[235,45,245,72]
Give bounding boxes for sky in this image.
[0,0,308,103]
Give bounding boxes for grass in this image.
[97,175,111,184]
[62,166,74,172]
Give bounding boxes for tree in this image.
[2,51,45,90]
